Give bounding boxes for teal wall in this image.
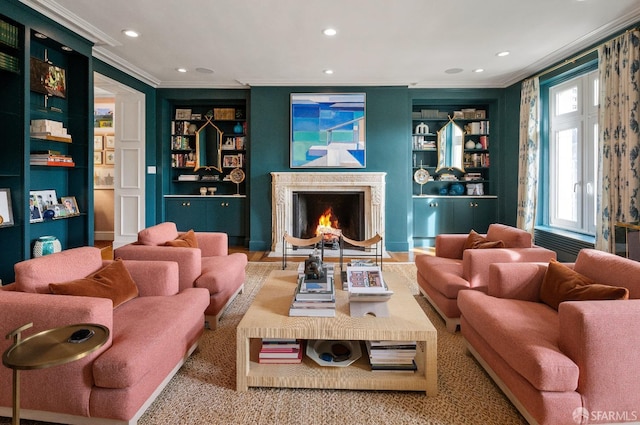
[249,86,411,251]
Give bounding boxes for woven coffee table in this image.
[236,270,437,395]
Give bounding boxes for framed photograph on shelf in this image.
[175,108,192,120]
[28,192,43,223]
[105,135,115,149]
[290,92,366,168]
[104,150,115,165]
[0,188,14,227]
[93,135,103,150]
[223,154,241,168]
[30,189,58,214]
[94,151,103,165]
[94,167,114,189]
[61,196,79,215]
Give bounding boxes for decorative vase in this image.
[33,236,61,258]
[233,122,243,134]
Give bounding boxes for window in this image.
[547,69,598,235]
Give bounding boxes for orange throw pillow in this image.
[540,259,629,310]
[49,258,139,308]
[165,229,198,248]
[463,230,505,250]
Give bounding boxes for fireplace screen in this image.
[292,191,364,248]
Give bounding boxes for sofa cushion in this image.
[195,253,247,294]
[49,258,139,308]
[486,223,531,248]
[459,290,579,392]
[574,248,640,299]
[415,255,470,298]
[463,230,505,249]
[14,246,103,293]
[164,229,198,248]
[540,259,629,310]
[138,222,179,246]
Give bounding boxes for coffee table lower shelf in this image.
[242,339,430,393]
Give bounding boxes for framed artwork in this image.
[30,189,58,213]
[61,196,79,215]
[290,93,366,168]
[223,154,241,168]
[105,135,115,149]
[94,151,103,165]
[0,188,14,227]
[93,135,103,150]
[104,150,115,165]
[94,104,114,128]
[175,108,192,120]
[94,167,114,189]
[29,57,66,98]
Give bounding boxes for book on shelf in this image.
[289,289,336,317]
[258,348,303,364]
[259,348,302,359]
[370,359,418,373]
[260,338,301,350]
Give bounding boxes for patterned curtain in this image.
[596,30,640,252]
[516,77,540,235]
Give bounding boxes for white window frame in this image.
[548,70,598,235]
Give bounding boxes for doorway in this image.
[93,73,145,249]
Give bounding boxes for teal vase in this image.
[233,122,243,134]
[33,236,62,257]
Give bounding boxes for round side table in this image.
[2,323,109,425]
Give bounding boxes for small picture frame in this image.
[0,188,14,227]
[223,154,241,168]
[191,113,202,121]
[94,151,103,165]
[104,150,115,165]
[30,189,58,216]
[29,193,43,223]
[175,108,192,120]
[48,204,67,218]
[61,196,79,215]
[105,134,115,149]
[93,135,103,150]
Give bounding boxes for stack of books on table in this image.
[258,338,303,364]
[289,274,336,317]
[346,266,393,302]
[365,340,418,373]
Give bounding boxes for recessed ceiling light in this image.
[323,69,334,75]
[122,29,140,38]
[34,33,47,39]
[473,68,484,73]
[61,46,73,52]
[496,51,510,57]
[444,68,463,74]
[323,28,337,36]
[176,68,188,73]
[195,67,214,74]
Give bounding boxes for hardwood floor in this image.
[97,240,431,263]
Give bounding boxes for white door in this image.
[113,92,145,249]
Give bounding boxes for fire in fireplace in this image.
[292,191,364,248]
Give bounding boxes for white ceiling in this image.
[20,0,640,89]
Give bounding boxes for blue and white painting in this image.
[290,93,366,168]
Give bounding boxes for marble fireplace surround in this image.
[271,172,386,254]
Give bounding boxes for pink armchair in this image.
[458,249,640,425]
[415,223,556,332]
[114,222,247,329]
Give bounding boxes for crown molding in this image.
[92,47,161,88]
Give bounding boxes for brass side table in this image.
[2,323,109,425]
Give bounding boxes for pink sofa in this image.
[114,222,247,329]
[0,247,209,425]
[415,223,557,332]
[458,249,640,425]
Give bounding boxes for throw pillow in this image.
[49,258,139,308]
[540,259,629,310]
[463,229,505,250]
[165,229,198,248]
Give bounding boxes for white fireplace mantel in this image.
[271,172,386,253]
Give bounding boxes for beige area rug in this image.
[2,263,526,425]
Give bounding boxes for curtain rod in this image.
[531,25,639,80]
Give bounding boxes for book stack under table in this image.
[366,340,418,372]
[289,267,336,317]
[258,338,303,364]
